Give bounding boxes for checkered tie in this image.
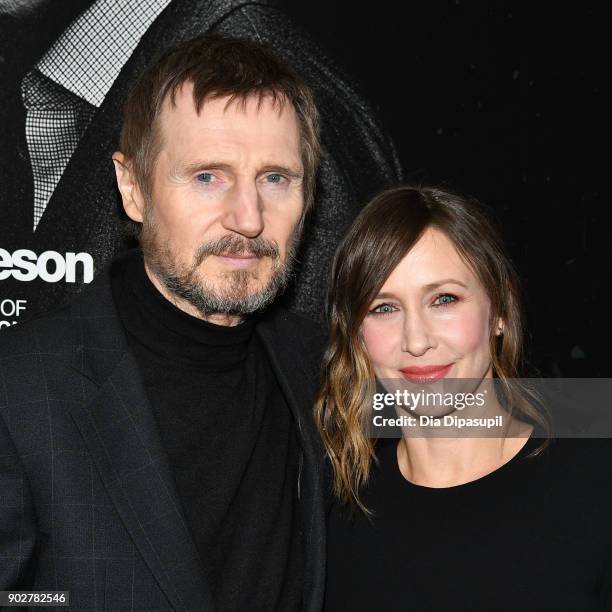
[21,69,96,231]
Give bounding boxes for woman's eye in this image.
[196,172,214,183]
[370,303,397,315]
[432,293,458,307]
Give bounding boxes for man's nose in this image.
[401,310,435,356]
[222,180,264,238]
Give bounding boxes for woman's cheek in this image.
[438,305,489,354]
[360,320,398,369]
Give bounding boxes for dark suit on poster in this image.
[0,0,402,322]
[0,250,328,610]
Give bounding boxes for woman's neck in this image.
[396,417,533,488]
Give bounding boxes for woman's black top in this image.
[326,436,612,611]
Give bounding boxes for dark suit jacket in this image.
[0,251,329,611]
[0,0,402,321]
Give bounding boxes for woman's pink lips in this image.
[399,363,453,383]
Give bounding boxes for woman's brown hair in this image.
[314,186,550,514]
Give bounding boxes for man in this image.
[0,34,328,611]
[0,0,401,324]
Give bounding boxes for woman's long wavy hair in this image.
[314,186,550,514]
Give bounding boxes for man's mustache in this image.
[193,235,280,266]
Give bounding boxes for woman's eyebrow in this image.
[422,279,468,291]
[374,279,468,299]
[372,292,397,300]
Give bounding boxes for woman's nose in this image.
[400,311,434,356]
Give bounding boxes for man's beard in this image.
[139,216,302,318]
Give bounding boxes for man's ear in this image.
[112,152,145,223]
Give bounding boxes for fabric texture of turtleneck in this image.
[110,248,303,611]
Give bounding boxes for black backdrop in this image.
[0,1,607,376]
[282,1,607,377]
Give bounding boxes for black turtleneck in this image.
[110,248,303,611]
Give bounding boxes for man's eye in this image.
[196,172,214,183]
[265,173,285,184]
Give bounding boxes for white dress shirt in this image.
[21,0,172,231]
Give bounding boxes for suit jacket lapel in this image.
[67,259,214,611]
[256,310,327,612]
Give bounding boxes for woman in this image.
[316,186,612,611]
